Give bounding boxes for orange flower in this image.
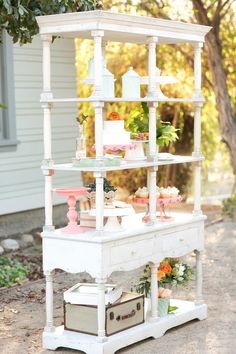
[159,263,172,275]
[157,270,165,281]
[108,112,122,121]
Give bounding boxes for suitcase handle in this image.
[116,309,136,321]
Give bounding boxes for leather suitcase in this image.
[64,292,144,336]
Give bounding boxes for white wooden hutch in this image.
[36,11,211,354]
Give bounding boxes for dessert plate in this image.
[158,153,175,161]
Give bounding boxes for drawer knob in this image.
[131,251,137,255]
[179,237,184,241]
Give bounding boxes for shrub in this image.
[222,194,236,218]
[0,256,28,288]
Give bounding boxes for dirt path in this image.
[0,216,235,354]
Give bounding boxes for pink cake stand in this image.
[54,187,89,234]
[93,144,135,155]
[133,195,182,222]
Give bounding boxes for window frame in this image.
[0,29,18,152]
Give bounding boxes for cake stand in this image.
[54,187,89,233]
[124,140,148,161]
[103,143,135,155]
[90,206,135,232]
[133,195,182,222]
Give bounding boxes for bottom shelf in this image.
[43,300,207,354]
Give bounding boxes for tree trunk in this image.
[205,31,236,174]
[192,0,236,176]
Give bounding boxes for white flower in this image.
[178,265,185,276]
[178,277,184,282]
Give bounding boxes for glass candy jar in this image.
[76,124,87,160]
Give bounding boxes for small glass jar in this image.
[76,124,87,159]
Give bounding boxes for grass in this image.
[0,256,29,288]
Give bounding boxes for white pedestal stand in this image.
[90,206,135,232]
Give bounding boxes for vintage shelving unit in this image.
[37,11,211,354]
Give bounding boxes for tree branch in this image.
[219,0,234,19]
[206,0,218,12]
[191,0,211,25]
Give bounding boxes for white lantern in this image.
[102,64,115,98]
[88,58,115,98]
[122,67,140,98]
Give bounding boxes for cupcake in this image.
[169,187,179,197]
[135,187,149,198]
[159,186,180,198]
[159,187,171,199]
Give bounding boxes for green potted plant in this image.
[86,178,117,208]
[126,102,179,148]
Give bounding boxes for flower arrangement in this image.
[126,102,179,146]
[131,132,149,141]
[107,112,123,121]
[135,258,194,297]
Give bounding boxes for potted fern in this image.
[126,102,179,149]
[86,178,117,208]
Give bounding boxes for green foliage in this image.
[0,256,28,288]
[86,178,117,193]
[0,0,102,44]
[126,102,179,146]
[222,194,236,218]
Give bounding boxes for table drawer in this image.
[161,227,200,255]
[110,237,154,266]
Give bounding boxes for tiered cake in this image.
[103,112,131,146]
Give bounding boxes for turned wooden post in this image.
[150,263,159,321]
[92,30,104,97]
[44,270,54,332]
[195,250,204,305]
[96,278,108,343]
[147,36,158,98]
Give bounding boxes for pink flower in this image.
[158,287,172,298]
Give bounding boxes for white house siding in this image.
[0,36,82,215]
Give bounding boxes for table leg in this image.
[44,270,55,332]
[96,278,108,343]
[195,250,204,305]
[150,263,159,322]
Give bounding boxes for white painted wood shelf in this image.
[42,155,204,172]
[43,301,207,354]
[36,10,211,44]
[42,211,206,278]
[40,96,205,104]
[36,10,211,354]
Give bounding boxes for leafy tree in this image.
[121,0,236,188]
[0,0,102,44]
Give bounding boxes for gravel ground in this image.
[0,217,235,354]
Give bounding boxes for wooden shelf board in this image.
[36,11,211,45]
[40,97,204,104]
[42,300,207,353]
[41,155,204,173]
[42,212,206,244]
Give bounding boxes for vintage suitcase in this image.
[64,292,144,336]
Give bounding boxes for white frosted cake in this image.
[103,120,131,145]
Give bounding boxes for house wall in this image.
[0,36,82,218]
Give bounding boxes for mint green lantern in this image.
[102,63,115,98]
[88,58,115,98]
[122,67,140,98]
